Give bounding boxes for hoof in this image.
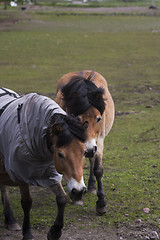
[96,204,108,215]
[22,236,34,240]
[7,222,21,231]
[88,188,97,195]
[47,226,62,240]
[47,231,62,240]
[22,238,34,240]
[72,200,83,206]
[22,233,34,240]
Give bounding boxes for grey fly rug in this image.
[0,87,65,187]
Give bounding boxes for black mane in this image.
[47,113,86,148]
[61,72,105,116]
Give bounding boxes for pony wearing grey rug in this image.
[0,87,87,240]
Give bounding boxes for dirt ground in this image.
[20,5,159,13]
[1,219,160,240]
[0,223,118,240]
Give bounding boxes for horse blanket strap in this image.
[17,104,23,124]
[0,99,17,117]
[0,88,20,117]
[0,87,19,98]
[0,88,23,122]
[0,91,66,187]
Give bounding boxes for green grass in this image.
[0,8,160,234]
[103,107,160,224]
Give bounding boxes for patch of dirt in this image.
[0,225,46,240]
[115,111,140,117]
[0,18,18,31]
[24,5,158,14]
[1,221,159,240]
[0,223,118,240]
[117,222,160,240]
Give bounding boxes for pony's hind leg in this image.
[19,184,34,240]
[1,185,21,231]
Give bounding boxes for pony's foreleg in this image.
[94,138,107,215]
[88,158,97,194]
[1,185,21,231]
[19,184,33,240]
[47,182,67,240]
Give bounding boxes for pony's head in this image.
[61,72,105,158]
[46,114,87,202]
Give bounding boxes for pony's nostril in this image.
[83,187,86,195]
[71,188,78,197]
[85,147,97,158]
[85,150,94,158]
[71,187,86,200]
[72,188,77,194]
[94,146,97,153]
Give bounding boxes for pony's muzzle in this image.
[70,187,86,201]
[85,145,97,158]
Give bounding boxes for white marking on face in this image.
[67,177,86,194]
[85,138,97,151]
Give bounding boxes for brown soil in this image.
[23,5,158,13]
[0,224,118,240]
[1,219,159,240]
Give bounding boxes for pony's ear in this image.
[96,90,104,101]
[83,121,89,130]
[72,91,79,97]
[52,124,62,136]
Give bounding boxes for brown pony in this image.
[56,70,115,214]
[0,88,87,240]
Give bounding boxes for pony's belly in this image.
[0,155,17,186]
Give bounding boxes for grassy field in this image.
[16,0,160,8]
[0,6,160,239]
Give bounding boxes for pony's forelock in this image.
[61,72,105,116]
[61,77,90,116]
[47,114,86,148]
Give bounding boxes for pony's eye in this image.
[58,152,65,159]
[96,116,102,123]
[76,115,82,122]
